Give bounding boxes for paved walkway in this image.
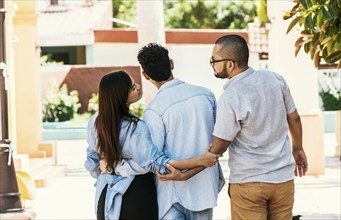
[24,133,340,219]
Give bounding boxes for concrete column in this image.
[136,0,166,104]
[12,0,41,154]
[4,0,18,152]
[267,0,320,114]
[268,0,324,175]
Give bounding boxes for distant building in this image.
[37,0,112,65]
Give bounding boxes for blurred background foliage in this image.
[112,0,258,29]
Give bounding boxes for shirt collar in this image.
[223,67,255,90]
[158,78,184,93]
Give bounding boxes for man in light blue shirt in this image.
[137,43,225,219]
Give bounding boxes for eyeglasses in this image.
[210,58,235,66]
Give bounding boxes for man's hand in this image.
[157,164,188,181]
[198,146,222,167]
[293,149,308,177]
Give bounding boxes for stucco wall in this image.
[267,0,320,114]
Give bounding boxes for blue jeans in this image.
[162,202,213,220]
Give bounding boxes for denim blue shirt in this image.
[84,112,170,219]
[143,78,225,218]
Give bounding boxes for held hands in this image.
[199,146,223,167]
[157,164,187,181]
[293,149,308,177]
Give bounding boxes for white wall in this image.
[169,45,225,99]
[92,43,139,66]
[91,43,265,101]
[268,0,320,114]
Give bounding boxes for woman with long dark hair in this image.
[84,70,219,220]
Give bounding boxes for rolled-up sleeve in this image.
[84,146,100,178]
[84,113,100,178]
[213,96,241,141]
[124,121,170,175]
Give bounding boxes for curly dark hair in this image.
[137,43,172,81]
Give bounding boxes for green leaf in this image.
[304,42,311,53]
[286,16,302,34]
[316,12,324,28]
[305,14,314,29]
[322,47,328,60]
[311,32,320,46]
[301,29,312,36]
[338,0,341,9]
[322,5,333,20]
[300,0,308,9]
[321,36,332,45]
[328,1,339,18]
[307,0,313,8]
[325,51,341,63]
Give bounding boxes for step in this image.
[28,158,67,188]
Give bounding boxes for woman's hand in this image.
[99,159,107,174]
[157,164,188,181]
[198,146,222,167]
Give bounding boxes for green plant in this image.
[284,0,341,68]
[87,93,144,118]
[112,0,257,29]
[319,73,341,111]
[112,0,136,28]
[164,0,257,29]
[87,93,99,115]
[130,100,144,119]
[319,89,341,111]
[42,80,81,122]
[40,53,63,66]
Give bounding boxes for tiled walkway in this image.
[23,133,341,219]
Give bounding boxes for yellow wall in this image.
[12,0,41,154]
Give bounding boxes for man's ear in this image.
[142,71,150,80]
[170,59,174,70]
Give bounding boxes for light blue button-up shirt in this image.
[84,112,170,219]
[143,78,225,218]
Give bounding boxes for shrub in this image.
[319,89,341,111]
[88,93,99,115]
[319,72,341,111]
[42,80,81,122]
[87,93,145,118]
[129,101,144,119]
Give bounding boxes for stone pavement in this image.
[22,133,340,219]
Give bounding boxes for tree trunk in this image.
[136,1,165,105]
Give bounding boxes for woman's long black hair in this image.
[95,71,139,172]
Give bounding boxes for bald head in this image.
[215,35,249,68]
